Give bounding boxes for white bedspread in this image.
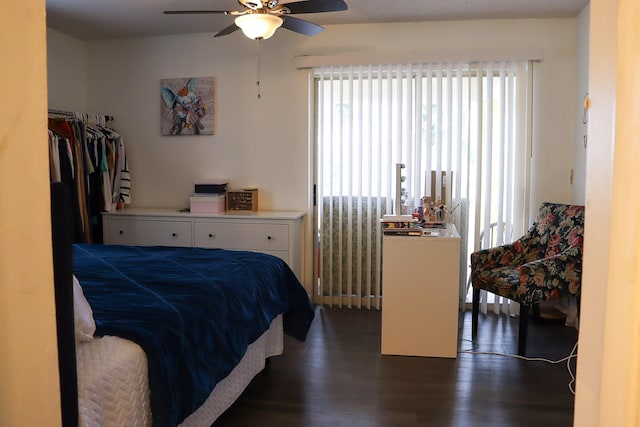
[75,315,284,427]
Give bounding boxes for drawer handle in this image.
[119,230,124,235]
[208,233,215,238]
[267,235,272,240]
[172,233,177,237]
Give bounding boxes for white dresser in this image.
[381,224,461,358]
[102,208,305,279]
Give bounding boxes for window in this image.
[313,61,532,311]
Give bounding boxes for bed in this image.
[51,183,314,427]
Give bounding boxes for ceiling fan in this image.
[164,0,348,40]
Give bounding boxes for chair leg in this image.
[577,296,581,319]
[472,288,480,338]
[518,304,530,356]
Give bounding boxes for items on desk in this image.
[380,215,420,235]
[380,215,447,236]
[421,196,448,222]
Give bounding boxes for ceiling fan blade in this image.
[283,0,348,14]
[281,15,324,36]
[163,10,233,15]
[214,23,241,37]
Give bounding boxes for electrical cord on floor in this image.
[566,340,578,395]
[459,340,579,395]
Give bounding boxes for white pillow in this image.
[73,275,96,342]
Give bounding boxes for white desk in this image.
[381,224,461,358]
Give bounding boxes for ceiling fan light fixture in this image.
[235,14,283,40]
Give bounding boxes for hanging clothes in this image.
[47,112,131,243]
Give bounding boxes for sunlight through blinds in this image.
[314,60,531,310]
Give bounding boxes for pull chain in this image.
[256,38,262,100]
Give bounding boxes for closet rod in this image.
[48,109,75,117]
[48,109,115,122]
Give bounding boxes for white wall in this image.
[47,29,87,111]
[1,1,61,425]
[572,5,590,204]
[48,18,579,288]
[523,21,578,211]
[84,33,309,212]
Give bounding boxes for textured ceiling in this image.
[46,0,589,40]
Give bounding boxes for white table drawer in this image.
[194,222,289,251]
[104,219,192,247]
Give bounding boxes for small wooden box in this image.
[226,189,258,212]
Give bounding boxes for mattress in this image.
[76,315,284,427]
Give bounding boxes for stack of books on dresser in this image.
[380,215,421,236]
[189,179,228,213]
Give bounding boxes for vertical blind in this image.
[314,60,532,311]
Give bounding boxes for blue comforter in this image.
[73,244,314,427]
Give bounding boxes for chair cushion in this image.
[472,265,521,300]
[470,202,584,305]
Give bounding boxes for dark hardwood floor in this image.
[214,306,578,427]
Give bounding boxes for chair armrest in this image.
[517,247,582,304]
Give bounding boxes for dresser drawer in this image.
[102,209,304,281]
[104,218,192,247]
[194,222,289,251]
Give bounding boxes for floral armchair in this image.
[470,202,585,356]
